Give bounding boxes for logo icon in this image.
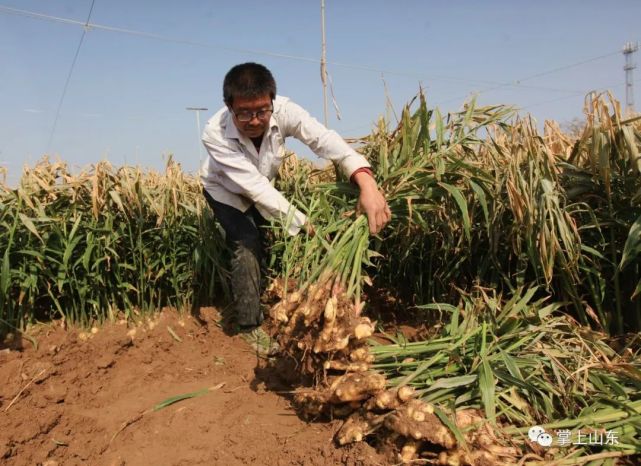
[528,426,553,447]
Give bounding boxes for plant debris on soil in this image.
[0,307,386,466]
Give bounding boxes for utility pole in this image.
[186,107,208,166]
[623,42,638,116]
[320,0,328,127]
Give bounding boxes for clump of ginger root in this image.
[267,279,519,465]
[267,278,376,377]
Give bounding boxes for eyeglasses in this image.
[231,106,273,122]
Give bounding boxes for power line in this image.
[435,50,623,107]
[329,61,590,95]
[521,92,590,111]
[0,5,321,63]
[521,79,637,111]
[47,0,96,151]
[0,4,619,97]
[516,51,622,84]
[2,3,634,126]
[0,4,493,88]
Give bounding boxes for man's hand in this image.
[353,171,391,234]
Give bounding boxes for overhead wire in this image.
[2,2,636,135]
[46,0,96,151]
[435,50,623,106]
[515,51,623,84]
[0,5,321,64]
[521,79,635,110]
[0,4,622,98]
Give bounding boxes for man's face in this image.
[228,94,273,139]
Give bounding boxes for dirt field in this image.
[0,308,386,466]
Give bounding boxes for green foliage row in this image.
[0,158,227,335]
[4,91,641,341]
[274,92,641,335]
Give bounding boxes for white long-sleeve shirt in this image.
[200,95,370,235]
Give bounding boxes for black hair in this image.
[223,63,277,106]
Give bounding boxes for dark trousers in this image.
[203,189,268,327]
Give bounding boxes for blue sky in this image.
[1,1,640,186]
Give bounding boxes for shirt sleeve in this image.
[279,99,371,177]
[203,138,307,236]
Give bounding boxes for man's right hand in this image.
[353,172,391,234]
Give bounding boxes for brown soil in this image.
[0,308,386,466]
